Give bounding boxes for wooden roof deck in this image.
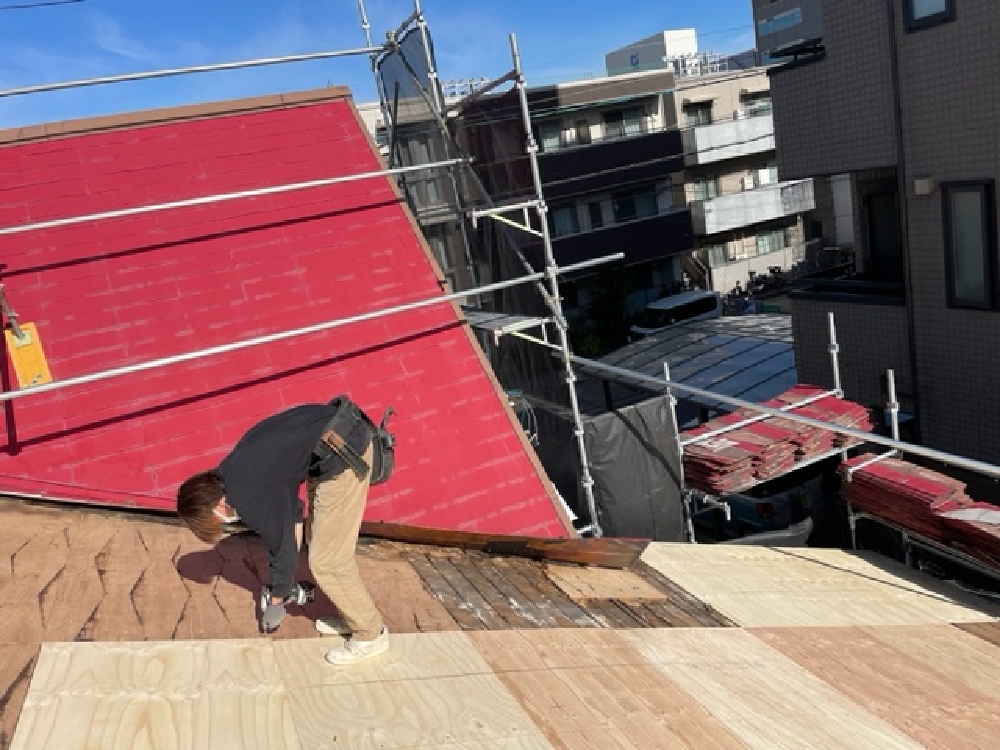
[2,497,1000,749]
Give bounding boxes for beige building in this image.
[674,69,821,294]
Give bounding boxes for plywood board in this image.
[11,640,299,750]
[622,628,922,750]
[287,673,547,749]
[640,543,1000,627]
[545,565,666,601]
[356,555,460,634]
[273,632,494,690]
[468,628,649,672]
[755,626,1000,749]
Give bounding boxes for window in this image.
[756,228,788,256]
[538,121,561,152]
[550,205,580,237]
[576,120,592,145]
[943,181,995,309]
[691,177,720,201]
[683,102,713,127]
[601,107,644,140]
[613,187,658,223]
[757,8,803,36]
[588,202,604,229]
[703,243,729,267]
[904,0,955,32]
[752,163,780,188]
[740,92,773,117]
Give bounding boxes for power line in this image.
[0,0,84,10]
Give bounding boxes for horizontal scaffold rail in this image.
[512,332,1000,483]
[0,253,624,403]
[0,47,387,99]
[0,159,468,237]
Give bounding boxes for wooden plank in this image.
[494,558,598,628]
[624,628,924,750]
[462,555,561,629]
[11,640,300,750]
[0,644,37,750]
[638,598,709,628]
[132,525,192,640]
[575,598,647,629]
[426,554,509,630]
[545,564,666,601]
[631,560,734,626]
[612,600,676,628]
[862,624,1000,700]
[445,552,528,629]
[955,621,1000,648]
[355,555,459,634]
[753,626,1000,749]
[359,521,647,568]
[407,552,484,631]
[477,633,745,750]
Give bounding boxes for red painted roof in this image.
[0,90,570,537]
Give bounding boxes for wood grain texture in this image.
[545,565,666,601]
[754,626,1000,750]
[955,621,1000,648]
[468,629,651,673]
[0,645,37,750]
[286,673,544,749]
[273,632,492,690]
[640,543,1000,627]
[355,555,460,634]
[622,628,923,750]
[11,640,299,750]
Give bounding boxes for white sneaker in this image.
[325,626,389,665]
[314,617,351,636]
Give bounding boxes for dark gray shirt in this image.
[217,404,336,598]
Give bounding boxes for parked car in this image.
[693,475,823,540]
[629,290,723,340]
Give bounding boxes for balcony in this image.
[691,179,815,236]
[682,113,775,166]
[539,128,684,200]
[789,279,912,410]
[551,208,693,272]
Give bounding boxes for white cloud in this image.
[90,14,159,63]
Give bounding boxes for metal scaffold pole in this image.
[411,0,479,293]
[509,33,602,537]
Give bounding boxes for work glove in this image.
[258,582,315,633]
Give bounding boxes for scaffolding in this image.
[1,1,999,582]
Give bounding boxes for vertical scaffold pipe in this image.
[509,33,601,537]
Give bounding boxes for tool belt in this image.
[312,397,376,482]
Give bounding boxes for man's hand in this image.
[260,602,286,633]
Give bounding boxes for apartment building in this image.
[769,0,1000,461]
[453,69,694,351]
[676,68,819,294]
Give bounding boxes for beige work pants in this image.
[307,444,384,641]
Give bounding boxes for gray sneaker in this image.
[325,626,389,666]
[314,617,352,636]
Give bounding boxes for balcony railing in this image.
[691,179,815,236]
[682,112,775,166]
[538,119,676,155]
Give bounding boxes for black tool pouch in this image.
[310,397,396,485]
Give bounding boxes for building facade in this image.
[770,0,1000,461]
[674,68,819,294]
[454,69,694,353]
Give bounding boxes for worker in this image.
[175,397,388,666]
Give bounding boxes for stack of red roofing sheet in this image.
[842,456,1000,570]
[681,384,873,494]
[840,455,965,541]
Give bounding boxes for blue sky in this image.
[0,0,755,128]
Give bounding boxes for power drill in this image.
[259,581,316,612]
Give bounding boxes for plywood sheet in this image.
[755,626,1000,749]
[468,628,649,672]
[273,632,493,690]
[286,673,545,749]
[11,640,299,750]
[955,620,1000,648]
[545,565,665,601]
[640,543,1000,627]
[622,628,922,750]
[357,555,460,634]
